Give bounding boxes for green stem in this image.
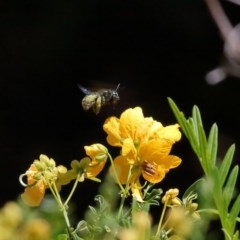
[197,208,219,215]
[117,193,127,219]
[48,180,71,229]
[155,200,168,238]
[108,153,125,192]
[117,166,133,219]
[64,173,82,207]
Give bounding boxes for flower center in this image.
[141,160,158,176]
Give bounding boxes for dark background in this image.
[1,0,240,219]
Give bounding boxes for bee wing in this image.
[78,84,91,95]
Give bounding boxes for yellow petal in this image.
[131,180,144,202]
[110,155,131,184]
[86,160,106,178]
[119,107,145,139]
[103,117,122,146]
[139,139,172,161]
[158,124,181,143]
[84,144,108,162]
[160,155,182,170]
[122,139,137,165]
[21,181,45,207]
[143,118,163,140]
[142,162,166,183]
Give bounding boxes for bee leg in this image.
[92,96,102,114]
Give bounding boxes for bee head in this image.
[111,83,120,104]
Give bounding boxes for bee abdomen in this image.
[82,95,98,111]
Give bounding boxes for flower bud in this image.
[84,144,108,162]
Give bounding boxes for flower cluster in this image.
[103,107,182,201]
[161,189,200,239]
[17,99,240,240]
[20,144,108,207]
[19,106,185,240]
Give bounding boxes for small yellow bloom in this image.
[20,154,65,207]
[165,207,193,239]
[20,219,51,240]
[21,164,47,207]
[84,144,108,178]
[0,201,23,229]
[162,188,181,206]
[118,211,152,240]
[103,107,182,201]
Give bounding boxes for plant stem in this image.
[155,200,168,238]
[64,173,82,207]
[108,153,125,192]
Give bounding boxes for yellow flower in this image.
[103,107,182,201]
[84,144,108,178]
[20,219,51,240]
[20,154,66,207]
[21,164,47,207]
[118,211,152,240]
[162,188,182,206]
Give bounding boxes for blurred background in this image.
[0,0,240,219]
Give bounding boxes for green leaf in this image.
[188,118,200,155]
[192,105,203,127]
[230,193,240,224]
[207,123,218,168]
[133,186,163,212]
[182,178,204,199]
[232,231,239,240]
[168,98,199,156]
[57,234,70,240]
[219,144,235,187]
[88,205,97,216]
[143,187,162,205]
[168,98,190,137]
[223,165,239,209]
[198,123,210,173]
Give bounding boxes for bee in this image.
[78,84,120,114]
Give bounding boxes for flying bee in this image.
[78,84,120,114]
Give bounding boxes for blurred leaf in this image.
[183,178,204,199]
[230,194,240,223]
[57,234,69,240]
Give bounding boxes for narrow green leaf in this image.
[232,231,239,240]
[230,193,240,224]
[223,166,239,209]
[191,107,212,175]
[191,107,200,144]
[192,107,207,161]
[182,178,204,199]
[168,98,191,136]
[187,118,200,156]
[192,105,203,126]
[168,98,200,156]
[219,144,235,187]
[198,123,210,173]
[207,123,218,167]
